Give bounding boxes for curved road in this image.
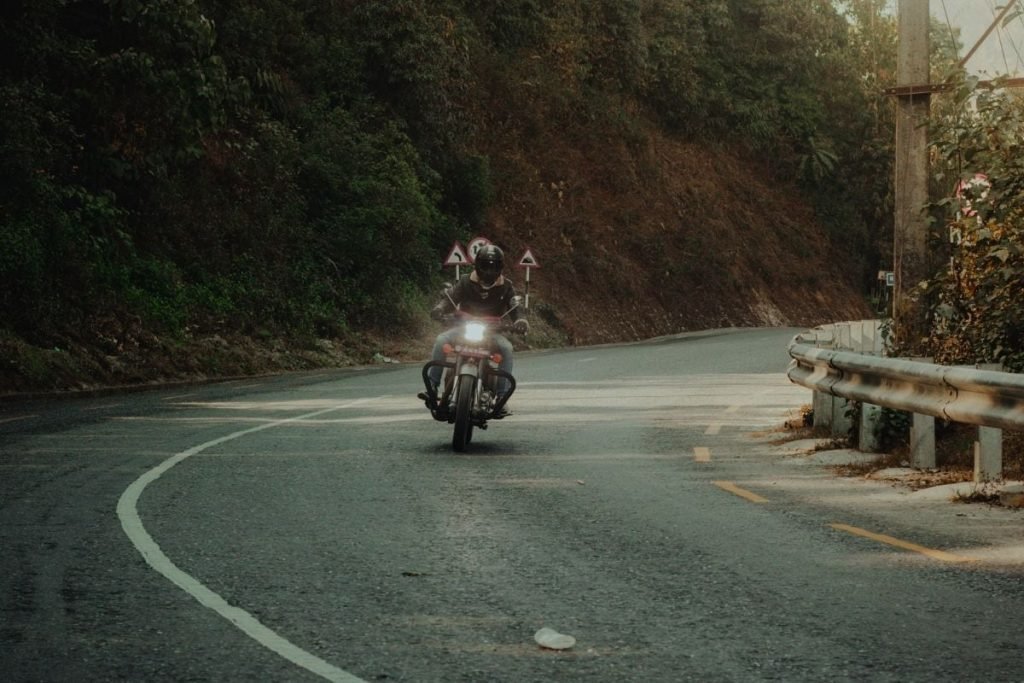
[2,328,1023,681]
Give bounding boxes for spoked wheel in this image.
[452,375,476,452]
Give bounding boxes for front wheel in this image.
[452,374,476,452]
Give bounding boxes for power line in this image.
[983,0,1018,74]
[939,0,959,68]
[975,0,1024,74]
[978,0,1011,73]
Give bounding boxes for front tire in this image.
[453,374,476,452]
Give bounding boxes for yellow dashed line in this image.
[713,481,768,504]
[830,523,977,563]
[705,423,722,435]
[694,447,711,463]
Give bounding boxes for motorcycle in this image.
[419,294,523,452]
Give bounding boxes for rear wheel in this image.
[453,375,476,452]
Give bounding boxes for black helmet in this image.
[474,244,504,286]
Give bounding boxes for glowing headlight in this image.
[463,321,486,342]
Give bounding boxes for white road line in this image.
[117,398,376,683]
[0,414,39,425]
[578,357,597,363]
[705,423,723,435]
[83,403,123,411]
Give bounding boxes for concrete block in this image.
[974,426,1003,483]
[859,403,883,452]
[831,395,853,437]
[910,413,935,469]
[813,391,832,429]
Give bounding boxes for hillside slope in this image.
[480,124,868,346]
[1,128,868,396]
[0,1,876,395]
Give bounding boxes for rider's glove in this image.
[513,318,530,335]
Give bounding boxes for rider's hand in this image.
[513,318,529,335]
[430,305,445,321]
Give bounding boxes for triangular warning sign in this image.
[444,242,469,266]
[517,248,540,268]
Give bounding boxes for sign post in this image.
[516,248,540,310]
[443,241,470,279]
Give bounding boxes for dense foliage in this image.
[1,0,897,352]
[925,82,1024,371]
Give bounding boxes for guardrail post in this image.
[831,396,852,437]
[859,403,882,452]
[974,426,1003,483]
[910,413,935,468]
[813,391,833,430]
[971,363,1004,483]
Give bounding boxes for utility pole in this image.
[893,0,931,350]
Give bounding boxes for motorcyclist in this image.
[425,244,528,410]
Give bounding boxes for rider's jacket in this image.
[432,272,522,321]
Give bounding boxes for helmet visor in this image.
[476,260,501,285]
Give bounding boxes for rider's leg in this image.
[428,328,458,389]
[492,334,515,396]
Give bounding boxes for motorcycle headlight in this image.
[463,321,487,342]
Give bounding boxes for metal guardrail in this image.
[788,328,1024,433]
[794,320,885,355]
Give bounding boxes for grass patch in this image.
[952,487,1002,505]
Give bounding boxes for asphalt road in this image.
[3,327,1024,682]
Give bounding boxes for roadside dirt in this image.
[771,419,1024,508]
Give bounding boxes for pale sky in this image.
[930,0,1024,76]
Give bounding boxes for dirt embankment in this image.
[481,123,869,346]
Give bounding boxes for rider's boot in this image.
[492,392,511,419]
[418,381,441,410]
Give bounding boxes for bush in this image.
[926,82,1024,370]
